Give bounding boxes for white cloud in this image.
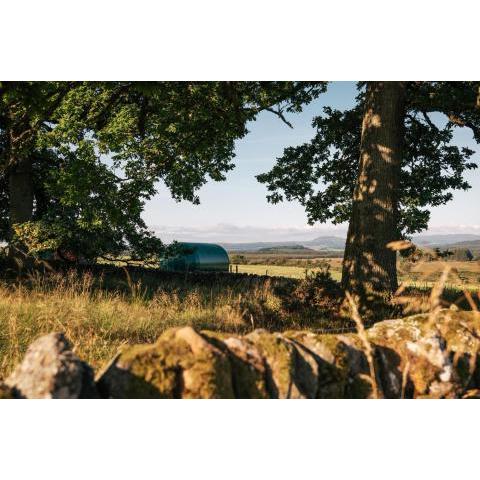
[151,222,480,244]
[422,224,480,234]
[152,223,347,243]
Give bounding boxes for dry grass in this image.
[0,270,288,377]
[345,291,379,398]
[2,258,479,392]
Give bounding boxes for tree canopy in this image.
[0,81,325,260]
[257,82,479,238]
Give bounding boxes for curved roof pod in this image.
[160,242,230,272]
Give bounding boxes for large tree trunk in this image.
[7,156,34,260]
[341,81,406,311]
[8,157,34,228]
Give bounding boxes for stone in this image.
[405,333,458,398]
[368,310,480,398]
[171,327,235,399]
[285,331,372,398]
[5,333,98,399]
[245,329,325,398]
[97,327,235,399]
[222,336,269,399]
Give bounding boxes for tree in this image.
[257,82,480,308]
[1,81,325,262]
[342,82,406,301]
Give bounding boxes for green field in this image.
[235,263,342,280]
[234,260,480,291]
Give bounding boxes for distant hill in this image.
[223,234,480,253]
[413,234,480,246]
[257,245,318,253]
[446,239,480,249]
[303,236,345,250]
[222,236,345,252]
[223,241,300,252]
[439,239,480,257]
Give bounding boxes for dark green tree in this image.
[0,81,325,261]
[258,82,480,307]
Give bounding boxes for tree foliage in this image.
[0,81,325,260]
[257,82,479,238]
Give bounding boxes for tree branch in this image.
[421,111,438,131]
[264,107,293,128]
[447,113,480,140]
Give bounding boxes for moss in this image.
[435,311,480,353]
[283,331,371,398]
[285,333,341,398]
[97,341,187,398]
[224,337,269,399]
[201,331,271,398]
[201,331,233,342]
[97,327,235,398]
[163,327,235,399]
[246,330,300,398]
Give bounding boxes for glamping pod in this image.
[160,242,230,272]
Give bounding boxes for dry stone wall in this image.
[2,309,480,399]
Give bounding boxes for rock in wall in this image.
[3,333,98,399]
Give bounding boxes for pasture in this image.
[233,257,480,290]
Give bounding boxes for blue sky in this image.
[143,82,480,243]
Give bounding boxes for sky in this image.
[142,82,480,243]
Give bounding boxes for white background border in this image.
[2,0,479,80]
[1,400,478,478]
[1,0,479,477]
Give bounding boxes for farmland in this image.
[235,262,342,280]
[232,256,480,290]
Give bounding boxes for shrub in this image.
[284,266,343,318]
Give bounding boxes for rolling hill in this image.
[223,234,480,253]
[222,236,345,252]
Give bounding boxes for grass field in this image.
[234,258,480,290]
[1,256,479,380]
[0,267,342,378]
[235,263,342,280]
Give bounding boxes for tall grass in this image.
[1,260,478,382]
[0,269,299,377]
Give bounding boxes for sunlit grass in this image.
[235,264,343,281]
[235,260,480,291]
[0,271,285,377]
[2,259,479,381]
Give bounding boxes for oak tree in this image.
[258,81,480,307]
[0,81,325,262]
